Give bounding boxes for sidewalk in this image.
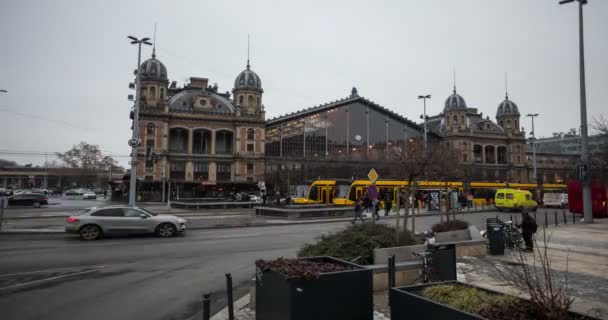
[207,219,608,320]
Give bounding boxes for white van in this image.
[543,193,568,208]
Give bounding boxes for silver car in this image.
[65,206,187,240]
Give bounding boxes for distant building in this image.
[528,130,607,155]
[134,49,265,200]
[264,87,425,190]
[426,87,528,183]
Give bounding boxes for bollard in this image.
[544,211,548,228]
[225,273,234,320]
[202,294,211,320]
[554,211,558,226]
[563,210,567,225]
[388,255,396,306]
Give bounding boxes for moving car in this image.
[494,189,537,212]
[65,206,187,240]
[543,193,568,208]
[82,190,97,200]
[8,193,48,207]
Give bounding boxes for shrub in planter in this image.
[255,256,373,320]
[297,224,416,265]
[432,219,469,233]
[390,282,598,320]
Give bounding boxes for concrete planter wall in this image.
[390,281,599,320]
[434,226,486,258]
[255,256,373,320]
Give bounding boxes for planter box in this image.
[255,256,373,320]
[390,281,598,320]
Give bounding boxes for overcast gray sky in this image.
[1,0,607,167]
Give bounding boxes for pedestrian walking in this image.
[384,195,392,217]
[103,189,107,199]
[352,199,365,224]
[372,199,380,220]
[519,210,538,252]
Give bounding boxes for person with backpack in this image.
[520,210,538,252]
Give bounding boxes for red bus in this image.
[567,179,607,218]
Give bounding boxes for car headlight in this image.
[177,218,186,224]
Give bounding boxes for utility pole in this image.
[559,0,592,223]
[418,95,431,151]
[526,113,539,184]
[127,36,152,207]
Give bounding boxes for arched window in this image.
[453,115,458,123]
[256,96,260,107]
[193,129,212,154]
[216,130,234,154]
[160,87,165,99]
[238,95,244,105]
[248,95,254,107]
[247,128,254,140]
[169,128,188,153]
[150,86,156,99]
[506,119,511,128]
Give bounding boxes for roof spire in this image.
[504,72,509,100]
[246,34,250,69]
[152,22,157,58]
[453,66,456,94]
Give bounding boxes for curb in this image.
[210,294,250,320]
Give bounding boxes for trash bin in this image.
[487,223,505,255]
[428,243,457,281]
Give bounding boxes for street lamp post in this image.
[127,36,152,207]
[559,0,592,223]
[526,113,539,184]
[418,95,431,150]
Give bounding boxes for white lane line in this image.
[0,266,107,292]
[0,265,107,278]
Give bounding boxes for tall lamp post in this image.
[560,0,592,223]
[526,113,540,187]
[418,95,431,150]
[127,36,152,207]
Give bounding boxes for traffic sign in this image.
[128,138,141,147]
[367,168,379,183]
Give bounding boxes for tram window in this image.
[309,187,319,200]
[497,193,504,199]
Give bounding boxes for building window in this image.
[145,160,154,173]
[216,130,234,154]
[217,162,231,181]
[247,144,254,154]
[193,161,209,181]
[146,123,156,150]
[474,145,483,163]
[150,86,156,99]
[238,95,244,104]
[160,87,165,99]
[247,128,254,140]
[461,115,465,123]
[463,154,468,162]
[248,95,254,107]
[193,129,212,154]
[170,161,186,180]
[453,115,458,123]
[169,128,188,153]
[256,96,260,107]
[200,99,207,106]
[517,155,521,164]
[247,163,254,175]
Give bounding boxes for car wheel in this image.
[33,202,40,208]
[156,223,176,238]
[80,225,102,241]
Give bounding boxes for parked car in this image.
[82,190,97,200]
[8,193,49,208]
[494,188,537,212]
[543,193,568,208]
[249,194,261,202]
[65,206,187,240]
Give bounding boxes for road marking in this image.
[0,266,107,292]
[0,265,107,278]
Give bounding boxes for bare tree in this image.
[495,229,574,320]
[592,115,608,183]
[427,142,465,222]
[390,138,460,234]
[56,142,122,187]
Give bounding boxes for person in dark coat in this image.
[352,199,365,224]
[384,195,393,217]
[520,211,538,251]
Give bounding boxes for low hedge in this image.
[431,219,469,233]
[297,224,417,265]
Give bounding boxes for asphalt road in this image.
[0,209,574,320]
